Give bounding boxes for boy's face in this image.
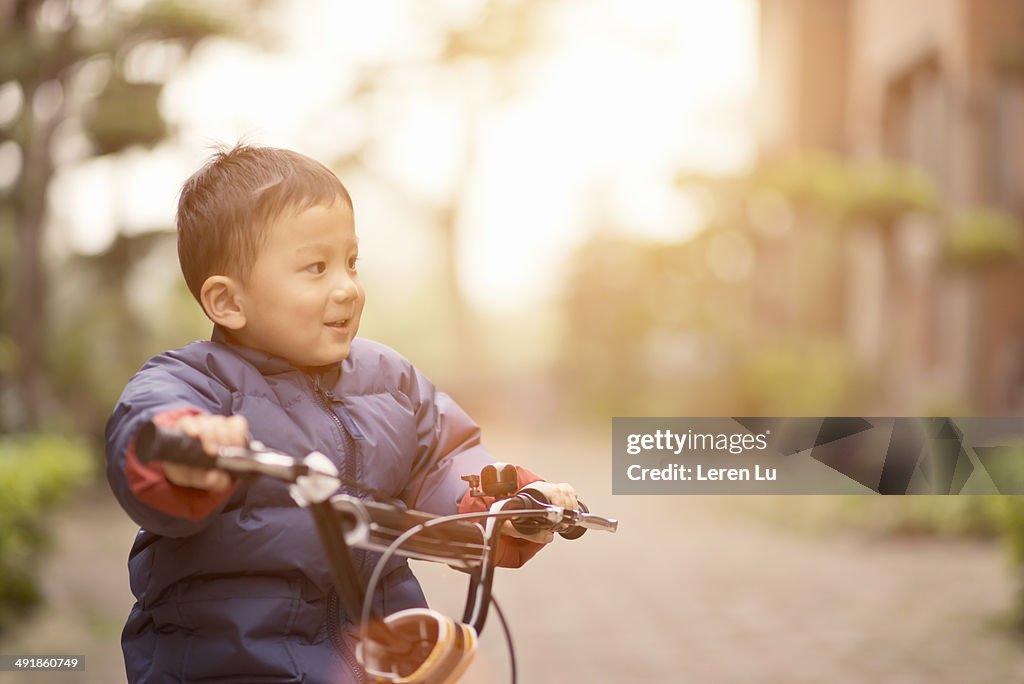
[231,201,364,368]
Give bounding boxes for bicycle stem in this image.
[287,453,421,655]
[308,499,398,647]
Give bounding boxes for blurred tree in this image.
[431,0,548,379]
[325,0,554,387]
[561,237,678,417]
[0,0,239,431]
[46,231,210,437]
[560,231,758,418]
[679,153,852,338]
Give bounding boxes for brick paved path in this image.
[423,427,1024,684]
[4,426,1024,683]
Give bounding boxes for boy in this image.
[105,144,576,683]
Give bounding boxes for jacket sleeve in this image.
[398,365,547,567]
[399,367,497,516]
[105,350,236,538]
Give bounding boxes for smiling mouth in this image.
[325,318,351,329]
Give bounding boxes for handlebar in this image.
[506,489,618,539]
[136,422,319,482]
[136,422,211,468]
[133,420,618,684]
[135,421,618,541]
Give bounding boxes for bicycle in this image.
[135,421,618,684]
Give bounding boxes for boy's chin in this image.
[279,335,358,368]
[307,344,353,367]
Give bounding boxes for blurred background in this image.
[3,0,1024,681]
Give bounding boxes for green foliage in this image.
[750,151,856,219]
[866,496,1006,538]
[979,447,1024,627]
[734,495,1006,540]
[1001,497,1024,563]
[84,78,166,155]
[0,434,94,634]
[126,1,240,46]
[78,1,244,155]
[560,233,862,417]
[944,208,1023,269]
[1002,495,1024,631]
[734,338,856,415]
[841,161,937,227]
[746,152,937,228]
[741,151,937,231]
[44,233,212,434]
[560,236,711,417]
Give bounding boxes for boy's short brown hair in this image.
[176,143,352,302]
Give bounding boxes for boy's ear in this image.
[200,275,247,330]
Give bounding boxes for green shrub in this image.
[0,434,94,634]
[750,152,938,227]
[735,338,857,415]
[751,150,857,219]
[734,495,1006,540]
[944,208,1022,268]
[843,161,937,227]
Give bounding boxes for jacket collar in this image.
[210,325,342,386]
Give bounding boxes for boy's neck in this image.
[210,325,342,381]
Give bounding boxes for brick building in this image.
[757,0,1024,412]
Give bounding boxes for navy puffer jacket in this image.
[106,328,494,683]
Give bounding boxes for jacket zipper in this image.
[311,374,367,682]
[311,375,359,486]
[327,587,366,682]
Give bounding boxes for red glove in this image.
[457,465,546,568]
[124,409,237,521]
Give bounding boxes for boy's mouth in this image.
[325,318,351,329]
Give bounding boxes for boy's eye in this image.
[306,262,327,274]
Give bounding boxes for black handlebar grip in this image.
[508,491,548,537]
[558,500,589,541]
[510,487,588,540]
[135,421,216,469]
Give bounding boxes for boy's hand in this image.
[159,414,248,493]
[503,481,578,544]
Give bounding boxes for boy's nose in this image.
[330,275,358,301]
